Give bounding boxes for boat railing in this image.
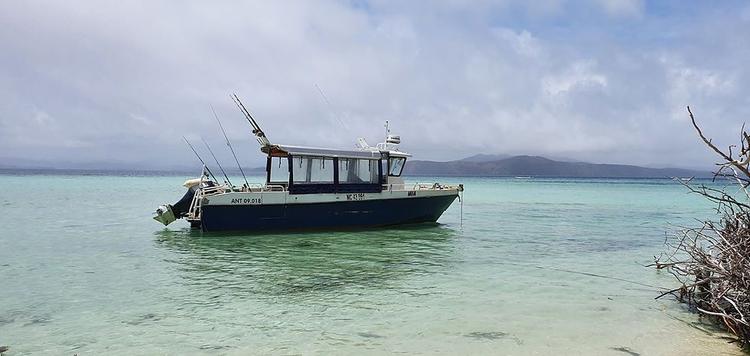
[411,182,459,191]
[239,184,286,192]
[383,182,463,192]
[242,183,265,192]
[187,184,227,220]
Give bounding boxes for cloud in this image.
[543,60,608,96]
[593,0,644,18]
[0,0,748,170]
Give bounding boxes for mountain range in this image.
[1,154,712,178]
[402,155,712,178]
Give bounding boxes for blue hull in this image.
[199,195,458,232]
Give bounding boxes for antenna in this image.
[314,83,349,132]
[385,120,390,139]
[201,137,232,187]
[211,105,250,187]
[182,136,219,183]
[231,93,270,147]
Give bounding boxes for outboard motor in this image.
[153,179,219,226]
[153,184,199,226]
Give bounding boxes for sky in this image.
[1,0,749,170]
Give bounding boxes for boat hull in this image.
[199,194,458,232]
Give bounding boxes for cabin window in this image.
[380,159,387,183]
[388,157,406,176]
[269,157,289,183]
[339,158,379,184]
[292,156,334,184]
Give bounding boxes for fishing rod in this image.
[231,93,270,147]
[182,136,219,183]
[211,105,250,187]
[201,137,232,187]
[314,83,349,132]
[231,93,260,132]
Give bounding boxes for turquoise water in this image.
[0,173,743,355]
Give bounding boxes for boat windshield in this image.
[389,157,405,176]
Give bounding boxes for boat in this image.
[153,96,463,232]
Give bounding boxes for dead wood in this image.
[655,106,750,348]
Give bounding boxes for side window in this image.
[293,157,309,184]
[388,157,406,176]
[310,157,334,183]
[339,158,358,183]
[339,158,379,184]
[369,160,379,183]
[269,157,289,183]
[379,159,386,183]
[292,156,333,184]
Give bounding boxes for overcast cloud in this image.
[1,0,749,170]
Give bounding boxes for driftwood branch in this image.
[656,106,750,349]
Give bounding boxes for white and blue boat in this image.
[153,97,463,232]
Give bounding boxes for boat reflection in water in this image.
[153,224,459,303]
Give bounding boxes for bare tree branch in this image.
[656,107,750,349]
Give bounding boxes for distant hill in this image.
[459,153,512,162]
[1,154,711,179]
[459,153,580,163]
[403,155,711,178]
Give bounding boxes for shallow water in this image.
[0,173,743,355]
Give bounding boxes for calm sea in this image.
[0,172,743,355]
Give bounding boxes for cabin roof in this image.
[263,144,410,159]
